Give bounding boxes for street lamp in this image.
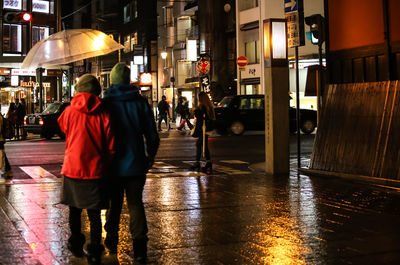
[263,19,287,67]
[160,51,168,60]
[263,18,289,175]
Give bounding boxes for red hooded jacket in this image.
[58,92,115,180]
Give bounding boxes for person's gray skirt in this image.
[61,176,109,210]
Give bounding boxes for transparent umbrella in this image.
[21,29,123,69]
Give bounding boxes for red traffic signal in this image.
[22,12,32,22]
[4,12,32,23]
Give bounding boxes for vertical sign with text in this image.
[284,0,305,48]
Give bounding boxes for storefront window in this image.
[32,0,50,13]
[32,26,50,46]
[240,84,262,95]
[2,24,22,54]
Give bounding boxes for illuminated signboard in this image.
[140,73,152,85]
[186,39,197,61]
[3,0,22,10]
[32,0,49,13]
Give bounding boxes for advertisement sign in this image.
[140,73,152,86]
[186,39,197,61]
[3,0,22,10]
[32,0,49,13]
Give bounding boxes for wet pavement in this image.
[1,159,400,265]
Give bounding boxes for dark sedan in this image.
[214,95,317,135]
[23,102,70,139]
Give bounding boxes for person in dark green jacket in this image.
[102,63,160,262]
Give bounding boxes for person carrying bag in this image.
[190,92,215,173]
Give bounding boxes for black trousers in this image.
[158,113,169,130]
[196,135,210,161]
[69,206,102,246]
[0,141,11,172]
[105,176,148,246]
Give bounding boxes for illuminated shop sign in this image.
[0,69,11,75]
[12,69,52,76]
[3,0,22,10]
[32,0,49,13]
[139,73,152,85]
[20,80,50,88]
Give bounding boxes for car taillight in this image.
[24,120,27,125]
[39,119,44,126]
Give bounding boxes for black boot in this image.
[86,243,104,265]
[190,161,201,171]
[67,233,85,257]
[202,161,212,174]
[133,238,148,263]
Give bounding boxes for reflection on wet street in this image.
[1,168,400,264]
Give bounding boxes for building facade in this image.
[0,0,62,114]
[157,0,236,116]
[235,0,324,109]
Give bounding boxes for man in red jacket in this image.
[58,74,115,265]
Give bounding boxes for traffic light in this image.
[304,14,325,45]
[4,12,32,23]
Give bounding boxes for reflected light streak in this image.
[257,218,309,265]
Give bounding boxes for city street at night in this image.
[1,132,400,264]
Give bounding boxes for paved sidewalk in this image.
[1,161,400,264]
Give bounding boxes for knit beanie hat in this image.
[110,62,130,85]
[76,74,101,95]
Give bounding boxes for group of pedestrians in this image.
[6,98,27,140]
[58,63,159,264]
[157,92,215,174]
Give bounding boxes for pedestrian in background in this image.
[0,113,12,184]
[103,63,159,263]
[58,74,115,265]
[177,97,193,131]
[191,92,215,173]
[15,98,27,140]
[6,102,17,140]
[157,95,170,131]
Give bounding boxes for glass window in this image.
[239,98,250,109]
[164,6,173,27]
[43,102,60,114]
[239,0,258,11]
[123,35,131,53]
[133,0,138,18]
[2,24,22,53]
[131,32,138,50]
[124,4,131,23]
[217,96,233,108]
[245,40,259,64]
[249,98,264,109]
[32,26,49,46]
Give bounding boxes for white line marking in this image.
[19,166,57,179]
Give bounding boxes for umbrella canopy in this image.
[21,29,124,69]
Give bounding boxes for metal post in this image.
[36,68,44,112]
[295,47,301,168]
[317,43,323,124]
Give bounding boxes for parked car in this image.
[23,102,70,139]
[214,95,317,135]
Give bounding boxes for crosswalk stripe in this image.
[19,166,57,179]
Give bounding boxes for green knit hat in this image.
[110,62,130,85]
[76,74,101,95]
